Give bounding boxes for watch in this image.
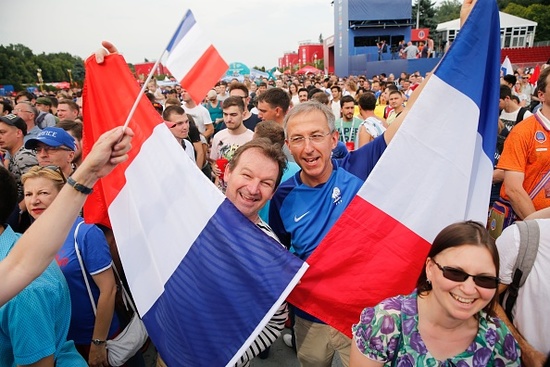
[67,176,94,195]
[92,339,106,346]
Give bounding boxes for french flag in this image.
[82,54,308,366]
[501,55,514,76]
[287,0,500,337]
[165,10,228,104]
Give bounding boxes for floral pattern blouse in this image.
[352,290,521,367]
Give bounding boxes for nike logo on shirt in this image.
[294,211,310,222]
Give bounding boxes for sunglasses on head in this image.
[432,259,499,289]
[39,165,67,184]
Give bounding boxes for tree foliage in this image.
[0,44,85,90]
[412,0,437,31]
[434,0,462,24]
[503,3,550,42]
[498,0,549,8]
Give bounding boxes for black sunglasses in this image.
[432,259,499,289]
[39,165,67,184]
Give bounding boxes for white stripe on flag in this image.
[501,56,514,76]
[165,23,210,81]
[109,124,224,314]
[359,75,493,242]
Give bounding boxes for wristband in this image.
[67,176,94,195]
[92,339,106,346]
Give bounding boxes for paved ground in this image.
[251,329,344,367]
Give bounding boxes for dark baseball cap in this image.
[0,114,27,135]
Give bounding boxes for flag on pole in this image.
[82,54,308,366]
[501,55,514,76]
[164,10,228,104]
[287,0,500,337]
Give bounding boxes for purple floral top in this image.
[352,290,521,367]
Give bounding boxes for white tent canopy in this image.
[437,11,537,32]
[436,11,537,49]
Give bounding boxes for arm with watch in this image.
[88,268,118,367]
[0,126,134,307]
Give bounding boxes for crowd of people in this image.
[0,0,549,365]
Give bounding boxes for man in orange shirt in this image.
[497,66,550,219]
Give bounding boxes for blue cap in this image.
[25,127,76,151]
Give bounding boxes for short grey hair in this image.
[283,101,335,137]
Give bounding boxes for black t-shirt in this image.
[187,122,201,143]
[243,113,262,131]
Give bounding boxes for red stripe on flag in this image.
[82,54,162,227]
[530,64,540,85]
[287,196,431,337]
[179,45,228,104]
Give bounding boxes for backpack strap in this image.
[515,107,528,125]
[73,221,97,315]
[503,220,539,322]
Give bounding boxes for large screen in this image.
[349,0,411,21]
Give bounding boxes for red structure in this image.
[324,36,335,75]
[297,43,324,67]
[278,43,324,71]
[133,62,169,78]
[280,52,300,69]
[500,46,550,68]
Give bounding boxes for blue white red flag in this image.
[82,55,307,366]
[165,10,228,104]
[288,0,500,337]
[501,55,514,76]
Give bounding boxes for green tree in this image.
[434,0,461,24]
[499,0,549,9]
[412,0,437,31]
[0,43,85,88]
[503,3,550,42]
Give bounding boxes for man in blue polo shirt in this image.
[269,101,405,367]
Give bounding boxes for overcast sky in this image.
[2,0,445,69]
[2,0,336,68]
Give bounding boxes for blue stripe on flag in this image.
[166,10,196,52]
[142,199,304,367]
[433,0,500,161]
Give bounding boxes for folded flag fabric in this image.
[82,54,308,366]
[165,9,228,104]
[287,0,500,337]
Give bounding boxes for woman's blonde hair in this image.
[22,166,65,193]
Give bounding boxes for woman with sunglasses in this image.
[22,166,121,367]
[0,127,132,366]
[350,221,521,367]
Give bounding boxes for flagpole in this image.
[121,10,189,130]
[121,51,166,130]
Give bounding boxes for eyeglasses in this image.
[432,259,499,289]
[13,108,33,114]
[32,146,72,154]
[38,165,67,183]
[288,131,332,146]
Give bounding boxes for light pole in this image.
[67,69,73,87]
[37,68,44,92]
[416,0,420,29]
